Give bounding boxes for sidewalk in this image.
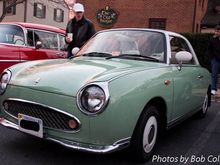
[212,90,220,102]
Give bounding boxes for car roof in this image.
[0,22,65,34]
[97,28,184,38]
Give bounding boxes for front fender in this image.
[89,68,173,145]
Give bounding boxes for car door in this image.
[169,36,205,121]
[19,29,66,62]
[0,44,20,74]
[0,24,25,73]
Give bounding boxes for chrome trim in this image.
[0,60,27,62]
[0,70,12,95]
[76,82,110,116]
[0,117,130,153]
[0,43,26,47]
[47,137,130,153]
[3,98,81,133]
[0,117,19,130]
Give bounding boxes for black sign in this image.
[96,6,118,27]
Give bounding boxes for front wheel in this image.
[130,105,160,162]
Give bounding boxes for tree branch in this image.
[0,0,26,22]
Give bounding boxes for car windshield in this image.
[77,30,166,62]
[0,24,25,45]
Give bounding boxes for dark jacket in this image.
[207,36,220,61]
[66,17,95,57]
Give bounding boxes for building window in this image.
[3,0,16,15]
[33,3,46,18]
[149,18,166,30]
[54,8,64,22]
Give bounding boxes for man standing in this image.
[207,25,220,95]
[65,3,95,58]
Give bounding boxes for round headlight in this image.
[77,82,109,115]
[0,70,11,95]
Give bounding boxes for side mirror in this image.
[175,51,192,63]
[72,47,80,55]
[35,41,42,49]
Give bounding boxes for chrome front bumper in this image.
[0,117,130,154]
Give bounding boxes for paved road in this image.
[0,102,220,165]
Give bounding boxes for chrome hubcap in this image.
[202,94,208,114]
[143,116,157,153]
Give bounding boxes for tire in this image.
[130,105,160,162]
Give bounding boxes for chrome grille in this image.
[3,99,79,131]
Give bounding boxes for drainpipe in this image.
[24,0,27,22]
[192,0,197,32]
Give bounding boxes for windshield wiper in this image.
[82,52,112,57]
[68,52,112,59]
[106,54,159,62]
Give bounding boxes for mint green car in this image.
[0,28,211,162]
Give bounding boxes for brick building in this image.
[76,0,209,33]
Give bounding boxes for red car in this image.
[0,22,67,73]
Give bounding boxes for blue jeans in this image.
[211,58,220,91]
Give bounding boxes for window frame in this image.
[54,8,64,23]
[33,30,58,50]
[33,3,46,19]
[149,18,167,30]
[58,34,68,51]
[169,35,195,65]
[3,0,16,16]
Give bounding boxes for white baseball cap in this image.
[73,3,84,12]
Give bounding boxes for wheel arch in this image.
[129,97,168,162]
[132,97,167,138]
[145,97,167,131]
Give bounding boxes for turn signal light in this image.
[68,119,79,129]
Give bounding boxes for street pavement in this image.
[212,90,220,102]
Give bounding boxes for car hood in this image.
[9,57,164,96]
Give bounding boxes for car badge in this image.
[34,77,41,85]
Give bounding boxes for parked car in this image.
[0,28,211,162]
[0,22,67,73]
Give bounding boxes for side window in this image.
[170,36,193,64]
[59,35,67,51]
[34,30,58,50]
[0,24,24,45]
[170,37,190,52]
